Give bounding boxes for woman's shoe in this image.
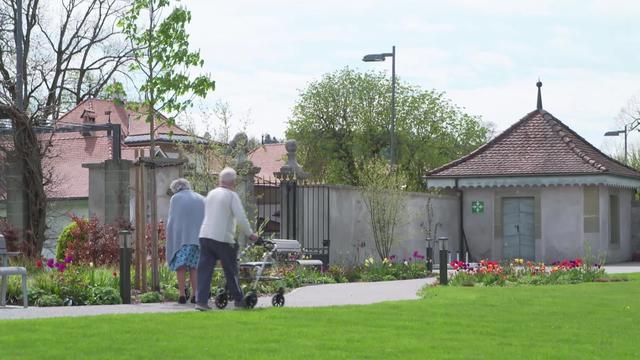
[178,296,187,304]
[190,296,196,304]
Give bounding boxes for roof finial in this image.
[536,78,543,110]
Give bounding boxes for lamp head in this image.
[362,53,386,62]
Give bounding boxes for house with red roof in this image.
[249,143,287,180]
[426,82,640,263]
[0,98,203,255]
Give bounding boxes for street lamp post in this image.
[605,119,640,164]
[363,46,396,166]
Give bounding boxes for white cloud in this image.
[177,0,640,156]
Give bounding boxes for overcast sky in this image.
[183,0,640,154]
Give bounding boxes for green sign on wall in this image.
[472,200,484,214]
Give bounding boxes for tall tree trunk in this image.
[10,0,46,256]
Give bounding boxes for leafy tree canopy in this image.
[286,67,492,190]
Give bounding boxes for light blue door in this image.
[502,197,535,260]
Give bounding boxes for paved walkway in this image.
[0,278,434,321]
[603,262,640,274]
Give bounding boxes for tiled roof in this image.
[426,109,640,179]
[56,99,188,138]
[249,143,286,180]
[1,100,193,200]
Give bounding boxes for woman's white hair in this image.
[219,167,237,183]
[170,178,191,194]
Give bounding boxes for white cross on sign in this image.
[472,200,484,214]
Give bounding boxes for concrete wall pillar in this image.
[84,160,133,225]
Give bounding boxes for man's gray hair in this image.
[170,178,191,194]
[219,167,237,183]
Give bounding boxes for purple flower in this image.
[64,256,73,264]
[46,258,55,268]
[55,262,66,272]
[389,255,396,261]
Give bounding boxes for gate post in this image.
[275,140,308,241]
[230,133,260,249]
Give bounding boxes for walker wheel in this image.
[271,293,285,307]
[214,293,228,309]
[244,292,258,309]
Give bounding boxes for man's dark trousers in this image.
[196,238,243,305]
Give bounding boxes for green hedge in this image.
[55,221,78,260]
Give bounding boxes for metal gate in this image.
[255,177,331,264]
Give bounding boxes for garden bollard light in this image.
[438,236,448,285]
[119,229,132,304]
[426,237,433,273]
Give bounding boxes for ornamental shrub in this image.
[56,221,78,261]
[62,214,165,266]
[28,287,49,305]
[140,291,163,303]
[162,286,179,302]
[0,219,35,256]
[0,219,19,251]
[89,287,122,305]
[35,294,64,307]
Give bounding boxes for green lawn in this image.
[1,279,639,360]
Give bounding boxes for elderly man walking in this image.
[196,167,258,311]
[166,178,205,304]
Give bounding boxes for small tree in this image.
[358,158,407,260]
[119,0,215,290]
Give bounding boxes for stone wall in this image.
[326,185,460,266]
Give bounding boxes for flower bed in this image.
[448,258,606,287]
[2,251,427,306]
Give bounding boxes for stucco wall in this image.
[462,188,495,261]
[327,185,460,266]
[601,187,633,263]
[459,185,634,264]
[44,199,89,258]
[540,186,583,263]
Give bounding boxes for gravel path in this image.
[0,278,435,320]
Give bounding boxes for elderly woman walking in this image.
[166,178,205,304]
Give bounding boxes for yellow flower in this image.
[364,257,375,267]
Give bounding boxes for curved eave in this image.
[426,175,640,189]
